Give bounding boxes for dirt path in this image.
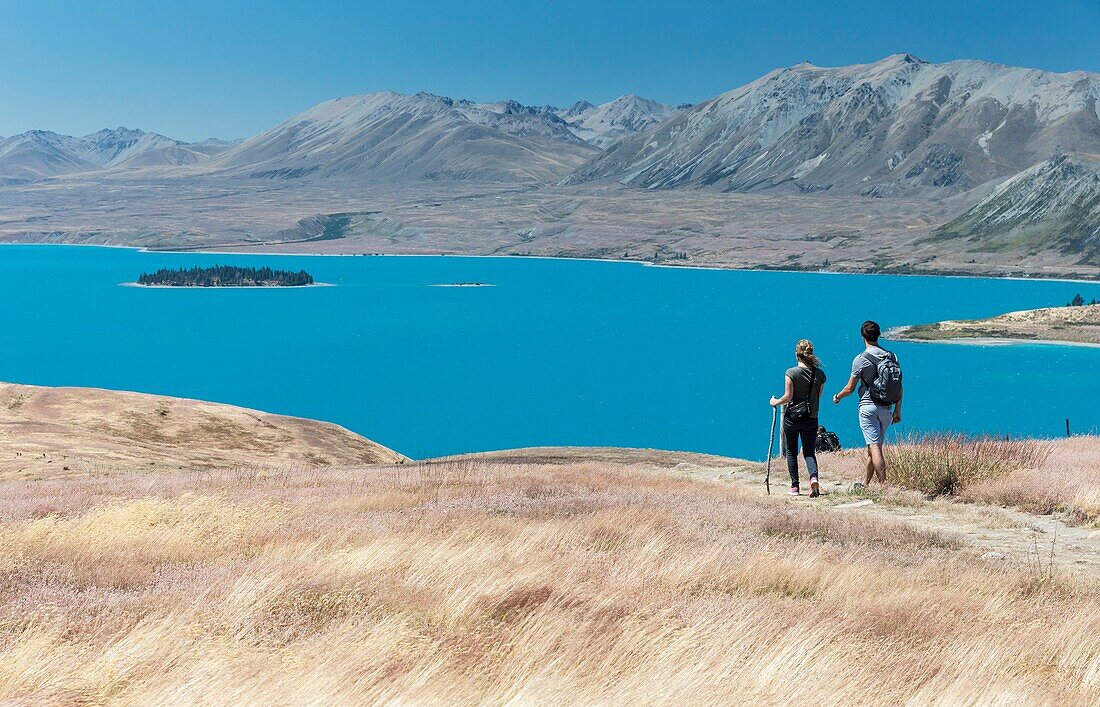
[449,446,1099,577]
[679,459,1100,577]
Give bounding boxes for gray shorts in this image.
[858,404,893,446]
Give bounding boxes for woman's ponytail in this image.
[795,339,820,368]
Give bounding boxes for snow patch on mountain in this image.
[793,152,828,178]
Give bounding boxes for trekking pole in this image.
[779,404,787,458]
[765,405,779,495]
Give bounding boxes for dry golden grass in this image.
[1,459,1097,705]
[958,437,1100,524]
[0,381,406,479]
[884,433,1051,496]
[824,435,1100,526]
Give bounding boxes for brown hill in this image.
[0,382,405,478]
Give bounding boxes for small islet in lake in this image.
[132,264,316,288]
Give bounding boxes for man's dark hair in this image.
[861,320,881,343]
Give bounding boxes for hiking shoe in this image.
[787,486,801,496]
[809,477,820,498]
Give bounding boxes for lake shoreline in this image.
[5,242,1099,285]
[888,303,1100,348]
[888,332,1100,349]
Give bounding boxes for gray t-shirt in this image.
[851,345,897,407]
[786,365,826,417]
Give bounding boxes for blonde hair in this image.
[795,339,820,367]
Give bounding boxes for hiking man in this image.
[832,320,903,485]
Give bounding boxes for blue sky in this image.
[2,0,1098,141]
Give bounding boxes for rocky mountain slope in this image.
[0,131,93,184]
[932,153,1100,262]
[554,95,684,148]
[80,128,234,169]
[204,92,599,184]
[567,54,1100,195]
[0,128,235,184]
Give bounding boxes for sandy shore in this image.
[891,303,1100,347]
[892,334,1100,349]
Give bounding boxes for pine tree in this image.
[137,265,314,287]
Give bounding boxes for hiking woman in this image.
[770,339,827,496]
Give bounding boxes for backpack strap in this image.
[807,367,818,402]
[859,351,878,385]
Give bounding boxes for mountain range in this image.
[0,128,235,184]
[0,93,682,185]
[569,54,1100,196]
[3,54,1100,259]
[5,55,1099,196]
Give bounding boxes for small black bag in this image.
[786,367,818,421]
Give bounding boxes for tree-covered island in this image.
[135,265,315,287]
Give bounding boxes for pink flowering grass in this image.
[0,459,1097,703]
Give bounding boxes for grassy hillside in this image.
[0,382,405,478]
[0,441,1097,703]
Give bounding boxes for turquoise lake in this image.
[2,245,1099,460]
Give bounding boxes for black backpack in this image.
[816,429,841,453]
[862,350,903,406]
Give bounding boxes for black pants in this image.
[783,419,819,488]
